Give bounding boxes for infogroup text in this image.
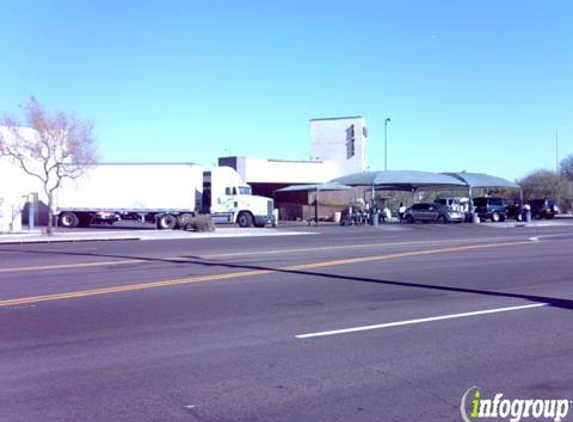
[461,387,571,422]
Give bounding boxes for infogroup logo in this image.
[461,387,571,422]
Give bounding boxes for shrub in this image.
[183,215,215,232]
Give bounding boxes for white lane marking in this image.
[295,303,549,339]
[535,233,573,239]
[529,237,540,242]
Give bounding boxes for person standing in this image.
[398,202,406,223]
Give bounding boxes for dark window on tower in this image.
[346,125,355,159]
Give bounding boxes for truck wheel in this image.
[157,214,178,230]
[491,212,500,223]
[436,215,447,224]
[237,212,253,228]
[60,212,79,228]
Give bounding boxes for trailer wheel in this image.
[60,212,79,228]
[157,214,178,230]
[237,212,253,228]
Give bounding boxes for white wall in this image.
[220,117,370,186]
[0,158,44,231]
[0,195,22,231]
[242,158,339,184]
[310,116,368,176]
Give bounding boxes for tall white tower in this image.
[309,116,368,176]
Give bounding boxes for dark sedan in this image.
[529,199,559,219]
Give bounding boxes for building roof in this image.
[276,182,353,193]
[443,172,520,189]
[309,116,363,122]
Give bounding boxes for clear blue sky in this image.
[1,0,572,181]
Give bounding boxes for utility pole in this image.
[384,118,391,171]
[556,130,559,172]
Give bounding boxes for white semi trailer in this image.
[54,163,274,229]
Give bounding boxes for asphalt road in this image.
[1,223,573,422]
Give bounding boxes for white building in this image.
[219,116,368,195]
[310,116,368,176]
[214,116,369,220]
[0,159,40,231]
[0,126,47,231]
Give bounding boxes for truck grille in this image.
[267,199,273,216]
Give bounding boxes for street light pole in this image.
[556,129,559,172]
[384,118,391,171]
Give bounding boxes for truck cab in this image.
[208,167,274,227]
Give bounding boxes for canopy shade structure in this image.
[443,172,520,189]
[275,182,353,225]
[330,170,468,191]
[276,182,353,193]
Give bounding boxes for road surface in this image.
[1,223,573,421]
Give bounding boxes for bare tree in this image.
[0,98,98,234]
[519,169,573,212]
[560,153,573,182]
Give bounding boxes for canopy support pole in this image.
[371,185,375,208]
[469,186,476,223]
[314,189,319,226]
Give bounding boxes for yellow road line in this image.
[0,269,271,307]
[0,259,144,274]
[196,236,522,259]
[0,236,527,274]
[0,240,536,307]
[284,241,534,270]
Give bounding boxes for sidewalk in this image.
[479,214,573,229]
[0,226,314,244]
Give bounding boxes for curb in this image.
[0,237,142,245]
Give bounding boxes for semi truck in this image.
[54,163,275,229]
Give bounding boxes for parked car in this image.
[404,203,464,224]
[506,202,524,221]
[473,197,507,222]
[529,199,559,219]
[434,197,469,213]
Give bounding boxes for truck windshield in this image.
[238,186,251,195]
